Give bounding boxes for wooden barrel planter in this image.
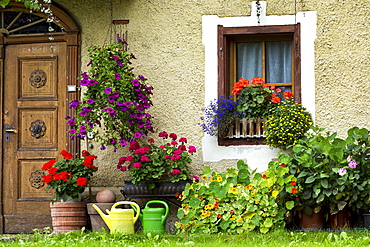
[50,202,87,233]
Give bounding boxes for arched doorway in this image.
[0,2,80,233]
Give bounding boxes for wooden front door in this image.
[2,42,67,233]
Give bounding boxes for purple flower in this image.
[124,101,132,107]
[69,100,80,109]
[107,108,115,114]
[116,60,123,66]
[80,78,89,86]
[105,88,112,94]
[134,132,142,139]
[131,79,140,86]
[112,56,119,60]
[79,110,88,117]
[69,129,76,134]
[338,168,347,176]
[80,126,87,133]
[66,118,75,126]
[116,101,124,107]
[138,75,147,80]
[87,59,93,66]
[87,99,95,104]
[348,160,357,169]
[100,145,106,150]
[108,95,115,103]
[120,139,127,146]
[112,91,120,98]
[120,106,128,111]
[114,73,121,80]
[89,79,99,85]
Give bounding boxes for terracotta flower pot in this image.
[298,206,325,230]
[330,208,352,230]
[50,202,87,233]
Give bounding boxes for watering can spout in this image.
[92,204,112,230]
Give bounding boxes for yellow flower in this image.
[251,190,255,195]
[217,175,222,182]
[255,201,260,204]
[202,176,208,181]
[231,215,237,220]
[272,190,279,197]
[228,188,238,194]
[237,218,243,223]
[204,204,214,210]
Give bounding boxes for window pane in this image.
[266,41,292,83]
[236,42,262,80]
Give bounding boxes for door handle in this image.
[5,126,18,142]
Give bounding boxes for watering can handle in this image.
[145,200,169,224]
[112,201,141,223]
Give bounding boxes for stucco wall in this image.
[54,0,370,190]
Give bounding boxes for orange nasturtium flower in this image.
[291,188,298,194]
[290,181,297,186]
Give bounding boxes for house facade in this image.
[0,0,369,233]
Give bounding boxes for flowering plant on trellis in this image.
[66,37,154,151]
[176,160,297,234]
[41,150,98,201]
[199,96,239,137]
[117,131,197,189]
[264,94,312,149]
[232,77,282,120]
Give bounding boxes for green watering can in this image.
[139,200,169,234]
[92,201,140,234]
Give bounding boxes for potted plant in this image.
[117,131,197,192]
[66,37,154,151]
[199,96,239,138]
[264,94,312,149]
[41,150,98,233]
[279,126,370,229]
[232,77,282,120]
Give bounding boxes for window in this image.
[218,24,301,146]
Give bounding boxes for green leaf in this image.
[220,220,229,230]
[305,176,316,183]
[316,194,325,203]
[189,197,201,208]
[321,179,329,188]
[286,201,295,210]
[0,0,11,8]
[238,169,250,179]
[202,166,211,177]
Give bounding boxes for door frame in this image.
[0,2,80,233]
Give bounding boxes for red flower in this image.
[283,91,293,99]
[178,144,187,151]
[217,214,222,218]
[230,210,235,214]
[82,150,90,157]
[60,171,71,181]
[76,177,87,186]
[291,188,298,194]
[42,159,56,171]
[42,174,53,184]
[48,167,58,175]
[276,88,282,93]
[179,137,187,143]
[251,77,264,85]
[148,138,155,143]
[132,162,142,168]
[280,163,287,167]
[290,181,297,186]
[271,96,281,104]
[60,150,73,159]
[128,141,140,151]
[169,133,177,141]
[188,146,196,153]
[158,131,168,138]
[262,174,267,179]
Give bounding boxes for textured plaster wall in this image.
[53,0,370,190]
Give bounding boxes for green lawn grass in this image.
[1,228,370,247]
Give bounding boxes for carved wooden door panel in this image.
[3,42,67,233]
